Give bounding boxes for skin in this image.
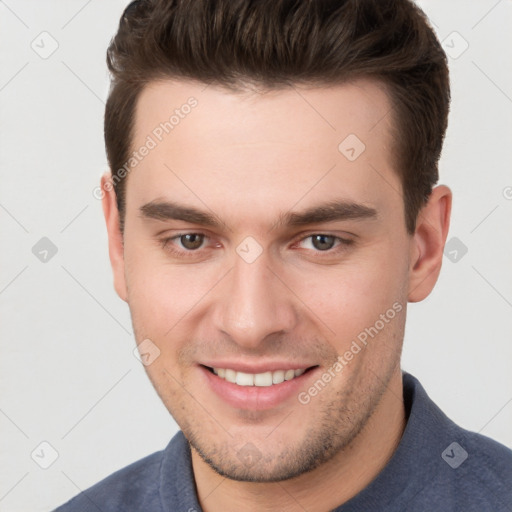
[102,78,451,512]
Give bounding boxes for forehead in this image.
[133,77,395,151]
[127,78,401,229]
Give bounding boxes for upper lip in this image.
[200,361,318,373]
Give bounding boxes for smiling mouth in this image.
[202,365,318,387]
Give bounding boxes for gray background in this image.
[0,1,511,511]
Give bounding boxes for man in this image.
[55,0,512,510]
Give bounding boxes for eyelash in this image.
[159,232,354,259]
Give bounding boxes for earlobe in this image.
[101,173,128,302]
[408,185,452,303]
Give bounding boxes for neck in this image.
[191,368,406,512]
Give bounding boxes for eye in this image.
[160,233,209,257]
[297,234,352,252]
[176,233,205,250]
[159,232,354,260]
[303,234,337,251]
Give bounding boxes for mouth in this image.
[202,365,318,386]
[199,364,320,410]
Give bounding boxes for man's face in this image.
[117,79,413,481]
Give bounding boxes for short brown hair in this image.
[105,0,450,234]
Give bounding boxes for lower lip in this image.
[199,365,318,410]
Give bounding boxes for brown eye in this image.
[310,234,336,251]
[295,234,354,258]
[179,233,204,250]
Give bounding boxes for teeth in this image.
[272,370,285,384]
[284,369,295,381]
[212,367,308,386]
[236,371,254,386]
[254,371,273,387]
[225,368,236,383]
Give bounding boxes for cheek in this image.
[123,244,217,339]
[291,244,408,343]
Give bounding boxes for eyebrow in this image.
[139,199,378,230]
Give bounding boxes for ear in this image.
[408,185,452,303]
[101,173,128,302]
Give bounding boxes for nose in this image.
[212,249,297,350]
